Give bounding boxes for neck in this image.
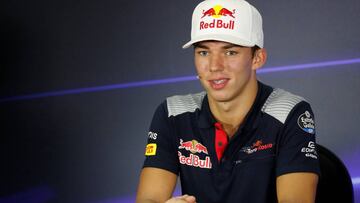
[209,79,259,137]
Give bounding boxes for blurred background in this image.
[1,0,360,202]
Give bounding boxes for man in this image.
[136,0,320,202]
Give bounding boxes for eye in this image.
[225,50,238,56]
[197,50,209,56]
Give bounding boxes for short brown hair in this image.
[251,46,261,58]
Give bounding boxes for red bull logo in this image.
[178,151,212,169]
[200,5,235,30]
[201,5,235,19]
[178,139,209,154]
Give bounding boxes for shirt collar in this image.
[198,95,216,128]
[197,81,273,130]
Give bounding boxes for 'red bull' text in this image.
[200,19,235,30]
[178,152,212,169]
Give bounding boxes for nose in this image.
[209,54,224,72]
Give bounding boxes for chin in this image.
[208,91,233,103]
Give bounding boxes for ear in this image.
[252,48,267,71]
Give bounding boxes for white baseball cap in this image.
[182,0,263,49]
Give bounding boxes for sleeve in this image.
[276,101,321,177]
[142,101,179,175]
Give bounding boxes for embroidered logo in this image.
[201,5,235,19]
[145,143,157,156]
[298,111,315,134]
[148,131,158,140]
[200,5,235,30]
[178,139,208,154]
[241,140,274,155]
[178,152,212,169]
[178,139,212,169]
[301,141,318,159]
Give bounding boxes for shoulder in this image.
[166,92,206,117]
[261,88,307,124]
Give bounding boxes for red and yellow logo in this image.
[200,5,235,30]
[145,143,157,156]
[178,139,208,154]
[201,5,235,19]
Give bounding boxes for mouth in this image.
[208,78,229,90]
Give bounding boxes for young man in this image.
[136,0,320,202]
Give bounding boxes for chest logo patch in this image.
[241,140,274,155]
[297,111,315,134]
[178,139,212,169]
[178,152,212,169]
[178,139,208,154]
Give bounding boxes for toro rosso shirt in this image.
[143,82,320,203]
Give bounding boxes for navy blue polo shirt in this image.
[143,82,320,203]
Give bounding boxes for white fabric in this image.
[183,0,263,48]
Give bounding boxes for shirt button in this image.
[235,160,242,164]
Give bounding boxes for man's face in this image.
[194,40,258,103]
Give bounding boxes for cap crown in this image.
[183,0,263,48]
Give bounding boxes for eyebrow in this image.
[223,44,242,49]
[193,43,208,49]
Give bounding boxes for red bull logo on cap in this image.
[178,139,209,154]
[200,5,235,30]
[201,5,235,19]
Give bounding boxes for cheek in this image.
[227,58,253,73]
[194,58,208,73]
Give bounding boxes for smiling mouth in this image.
[212,79,227,84]
[209,78,229,90]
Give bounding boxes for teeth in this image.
[213,79,226,84]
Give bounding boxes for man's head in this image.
[184,0,266,103]
[183,0,263,49]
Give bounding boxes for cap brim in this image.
[182,34,256,49]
